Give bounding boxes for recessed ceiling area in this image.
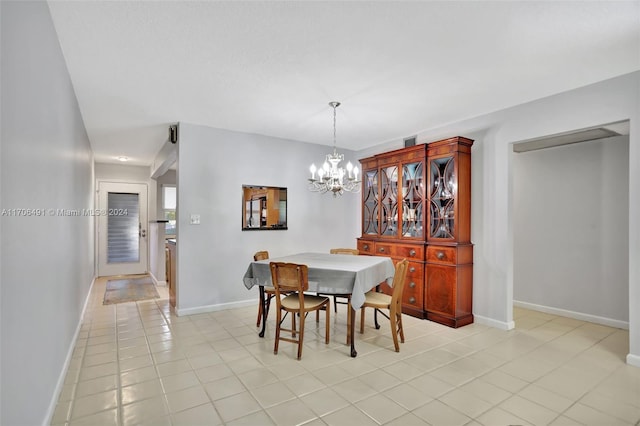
[46,1,640,166]
[513,120,630,153]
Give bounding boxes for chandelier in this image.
[308,102,361,197]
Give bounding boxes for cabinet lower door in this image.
[425,264,473,327]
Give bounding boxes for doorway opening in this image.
[511,120,630,329]
[97,181,149,277]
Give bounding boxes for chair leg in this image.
[256,300,263,327]
[265,296,272,319]
[274,309,281,355]
[257,295,273,327]
[292,311,296,338]
[325,303,330,344]
[389,311,400,352]
[397,312,405,343]
[297,313,305,359]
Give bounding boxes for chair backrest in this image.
[390,259,409,310]
[254,251,269,261]
[330,248,359,255]
[269,262,309,295]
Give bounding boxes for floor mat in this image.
[103,276,160,305]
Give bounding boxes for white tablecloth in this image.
[243,252,395,310]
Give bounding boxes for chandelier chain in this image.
[333,104,337,150]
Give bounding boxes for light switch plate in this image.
[190,214,200,225]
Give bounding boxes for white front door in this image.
[97,182,148,276]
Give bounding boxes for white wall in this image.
[1,2,95,424]
[94,163,157,277]
[513,136,629,326]
[151,139,177,179]
[358,71,640,365]
[176,124,360,314]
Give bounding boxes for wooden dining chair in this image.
[326,248,359,344]
[330,248,360,255]
[359,259,409,352]
[328,248,359,312]
[254,251,273,327]
[270,262,330,360]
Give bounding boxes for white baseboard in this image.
[626,353,640,368]
[149,272,167,287]
[474,314,515,330]
[44,275,96,426]
[176,299,255,316]
[513,300,629,330]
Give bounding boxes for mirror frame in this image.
[242,185,288,231]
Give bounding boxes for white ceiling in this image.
[47,1,640,166]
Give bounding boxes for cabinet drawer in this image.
[404,261,424,278]
[403,278,423,308]
[374,242,393,257]
[357,240,375,255]
[427,246,457,265]
[393,244,424,260]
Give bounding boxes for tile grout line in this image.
[181,310,228,424]
[525,320,622,424]
[140,297,173,423]
[63,308,90,424]
[470,313,619,425]
[414,314,571,424]
[114,303,125,426]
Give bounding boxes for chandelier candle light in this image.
[308,102,361,197]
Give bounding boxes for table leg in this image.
[373,284,381,330]
[346,297,352,345]
[258,286,267,338]
[350,305,357,357]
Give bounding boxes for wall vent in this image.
[404,136,417,147]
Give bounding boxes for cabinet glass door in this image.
[401,162,424,237]
[380,165,398,236]
[429,156,455,239]
[363,169,379,235]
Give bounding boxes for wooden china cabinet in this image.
[425,137,474,327]
[357,136,474,327]
[357,144,428,318]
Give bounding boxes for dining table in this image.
[243,252,395,357]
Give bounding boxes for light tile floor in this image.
[51,276,640,425]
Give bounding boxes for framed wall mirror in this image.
[242,185,287,230]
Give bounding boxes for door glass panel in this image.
[401,161,424,237]
[107,192,140,263]
[380,166,398,236]
[429,157,455,239]
[363,169,379,234]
